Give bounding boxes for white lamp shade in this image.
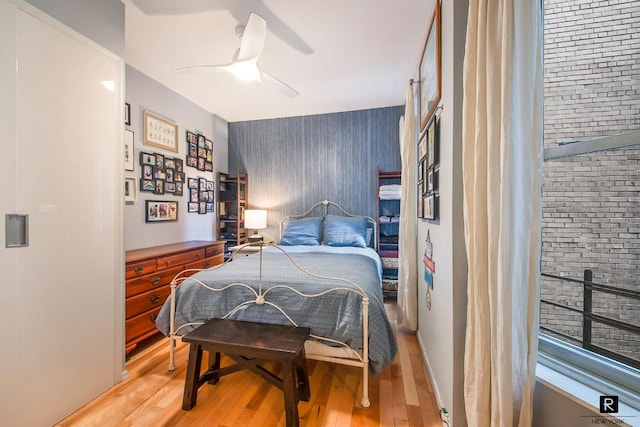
[244,209,267,230]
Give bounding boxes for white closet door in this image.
[0,1,19,425]
[0,3,122,426]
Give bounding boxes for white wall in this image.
[124,65,228,250]
[415,0,468,425]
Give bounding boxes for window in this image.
[540,0,640,410]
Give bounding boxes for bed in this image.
[155,200,398,407]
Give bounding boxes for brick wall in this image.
[542,0,640,364]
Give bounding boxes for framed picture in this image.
[424,194,438,221]
[143,111,178,153]
[140,151,155,166]
[154,168,166,180]
[145,200,178,223]
[427,169,437,193]
[140,179,155,192]
[186,130,198,144]
[188,202,198,213]
[419,0,441,131]
[427,117,439,167]
[154,179,164,194]
[124,177,137,202]
[124,129,134,171]
[418,131,427,161]
[155,153,164,169]
[124,102,131,126]
[142,165,153,180]
[417,182,424,218]
[423,161,429,184]
[187,156,198,168]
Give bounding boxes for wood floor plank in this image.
[396,329,419,406]
[57,302,442,427]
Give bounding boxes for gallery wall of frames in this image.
[123,106,216,222]
[417,115,440,221]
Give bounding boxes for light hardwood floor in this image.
[58,302,442,427]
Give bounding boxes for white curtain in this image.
[397,82,418,331]
[462,1,543,426]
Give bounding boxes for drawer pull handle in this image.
[204,261,210,268]
[149,313,158,322]
[150,294,161,304]
[134,267,144,274]
[150,275,161,285]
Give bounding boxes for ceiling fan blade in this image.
[237,13,267,62]
[260,70,299,98]
[172,64,232,74]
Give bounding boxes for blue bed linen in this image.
[155,245,397,374]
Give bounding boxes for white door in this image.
[0,2,124,425]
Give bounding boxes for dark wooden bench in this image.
[181,318,311,427]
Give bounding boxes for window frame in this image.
[539,130,640,411]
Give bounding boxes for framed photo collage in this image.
[417,115,439,221]
[130,109,216,219]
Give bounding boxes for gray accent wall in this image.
[228,106,403,242]
[125,65,228,250]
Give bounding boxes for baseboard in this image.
[417,332,447,426]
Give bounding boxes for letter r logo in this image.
[599,396,618,413]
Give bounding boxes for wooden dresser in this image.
[125,240,225,354]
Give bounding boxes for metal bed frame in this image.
[166,200,378,407]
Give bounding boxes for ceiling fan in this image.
[173,13,299,98]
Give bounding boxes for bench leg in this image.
[182,343,203,411]
[295,349,310,402]
[206,351,221,385]
[281,359,300,427]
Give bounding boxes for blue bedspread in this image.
[155,245,397,374]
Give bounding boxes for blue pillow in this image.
[323,215,367,248]
[279,217,323,246]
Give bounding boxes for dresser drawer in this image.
[156,249,205,271]
[205,243,224,258]
[125,259,156,279]
[184,254,224,271]
[126,285,171,319]
[126,265,184,297]
[125,306,162,343]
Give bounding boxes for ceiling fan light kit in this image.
[228,61,261,81]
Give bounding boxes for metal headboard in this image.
[279,200,377,249]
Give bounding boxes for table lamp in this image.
[244,209,267,242]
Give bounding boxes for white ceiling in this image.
[123,0,429,123]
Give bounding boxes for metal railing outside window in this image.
[540,270,640,370]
